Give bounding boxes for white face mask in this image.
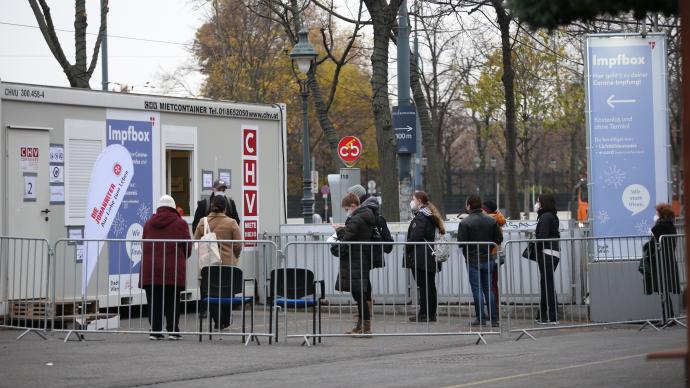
[344,208,353,217]
[410,200,418,211]
[534,202,541,212]
[653,214,659,222]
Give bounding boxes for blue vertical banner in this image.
[106,110,159,294]
[392,105,417,153]
[586,34,670,250]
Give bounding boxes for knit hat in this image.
[482,200,498,213]
[347,184,367,199]
[157,195,176,210]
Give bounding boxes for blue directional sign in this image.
[392,105,417,154]
[586,34,670,244]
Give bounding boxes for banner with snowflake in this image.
[586,34,670,257]
[105,110,159,294]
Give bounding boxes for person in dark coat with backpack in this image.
[533,194,561,324]
[140,195,192,340]
[405,191,445,322]
[192,179,240,233]
[347,185,394,319]
[334,192,376,336]
[641,203,680,324]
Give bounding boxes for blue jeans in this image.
[467,260,498,322]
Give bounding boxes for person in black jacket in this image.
[405,191,445,322]
[347,185,394,319]
[641,203,680,324]
[335,192,376,336]
[457,195,503,327]
[533,194,561,324]
[192,179,240,233]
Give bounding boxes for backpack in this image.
[370,215,393,268]
[197,217,222,268]
[431,231,451,263]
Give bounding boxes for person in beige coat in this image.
[193,195,242,329]
[194,195,242,265]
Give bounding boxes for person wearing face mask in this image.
[533,193,560,324]
[192,179,241,234]
[404,191,446,322]
[333,192,377,337]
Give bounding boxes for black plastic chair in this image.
[198,266,256,343]
[267,268,324,344]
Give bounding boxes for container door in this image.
[6,127,51,239]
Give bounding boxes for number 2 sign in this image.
[337,136,363,167]
[24,174,37,202]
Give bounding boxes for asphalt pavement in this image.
[0,325,685,387]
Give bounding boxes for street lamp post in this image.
[290,28,319,224]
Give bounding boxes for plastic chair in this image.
[198,266,256,343]
[267,268,324,344]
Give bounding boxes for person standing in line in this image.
[482,200,506,315]
[194,195,243,330]
[334,192,376,337]
[192,179,240,233]
[458,195,503,327]
[641,203,681,324]
[346,184,393,319]
[140,195,192,340]
[405,191,445,323]
[533,194,561,324]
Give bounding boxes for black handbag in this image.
[522,243,536,261]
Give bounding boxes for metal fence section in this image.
[658,234,687,328]
[276,241,500,345]
[50,238,278,344]
[0,237,51,340]
[502,235,679,340]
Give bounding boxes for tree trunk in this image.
[29,0,108,89]
[493,1,519,219]
[308,73,344,166]
[410,57,445,215]
[364,0,400,220]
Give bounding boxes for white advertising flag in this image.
[82,144,133,296]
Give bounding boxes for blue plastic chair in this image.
[198,266,256,343]
[268,268,324,344]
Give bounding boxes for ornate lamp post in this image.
[290,28,318,223]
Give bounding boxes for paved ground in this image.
[0,323,685,387]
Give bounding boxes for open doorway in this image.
[166,150,192,216]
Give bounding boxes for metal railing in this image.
[276,241,501,345]
[0,231,684,345]
[0,237,51,340]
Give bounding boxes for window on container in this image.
[166,150,192,216]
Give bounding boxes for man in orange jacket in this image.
[482,200,505,314]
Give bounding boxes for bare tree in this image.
[28,0,109,88]
[361,0,403,220]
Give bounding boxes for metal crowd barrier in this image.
[0,232,685,345]
[658,234,687,328]
[49,238,277,345]
[0,237,51,340]
[502,235,685,340]
[277,241,500,345]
